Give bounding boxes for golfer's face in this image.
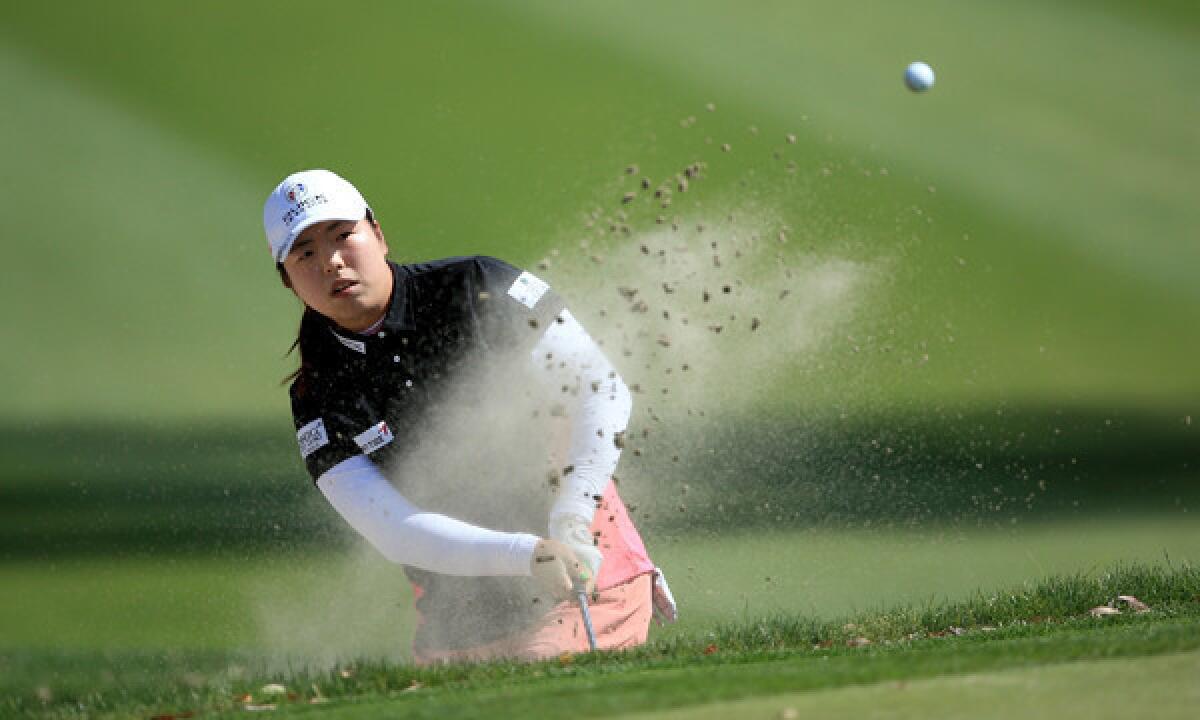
[283,218,392,332]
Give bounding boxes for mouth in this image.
[331,278,359,297]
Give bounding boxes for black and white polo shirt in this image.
[289,256,573,650]
[290,256,566,482]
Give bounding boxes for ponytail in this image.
[278,262,319,391]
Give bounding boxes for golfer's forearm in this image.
[532,309,633,522]
[317,455,538,576]
[554,375,630,519]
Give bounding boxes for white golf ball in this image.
[904,61,935,92]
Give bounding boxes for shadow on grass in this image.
[0,419,346,559]
[627,404,1198,534]
[1,406,1196,558]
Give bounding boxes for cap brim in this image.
[274,203,370,263]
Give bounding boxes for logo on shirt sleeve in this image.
[297,418,330,458]
[354,421,395,454]
[507,271,550,309]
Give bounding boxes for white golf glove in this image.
[651,567,678,625]
[548,512,603,583]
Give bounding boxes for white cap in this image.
[263,169,370,263]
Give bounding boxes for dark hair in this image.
[278,208,381,389]
[279,292,319,389]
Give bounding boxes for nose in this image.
[322,245,345,273]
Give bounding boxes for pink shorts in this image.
[414,572,653,664]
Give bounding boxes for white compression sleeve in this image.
[531,308,633,524]
[316,455,540,576]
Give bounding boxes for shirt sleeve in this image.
[530,308,633,523]
[290,380,376,483]
[470,256,566,354]
[317,454,541,576]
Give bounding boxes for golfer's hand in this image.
[548,513,604,581]
[530,538,594,601]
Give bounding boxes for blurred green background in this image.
[1,0,1197,679]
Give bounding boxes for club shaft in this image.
[577,589,598,652]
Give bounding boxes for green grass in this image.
[1,2,1198,718]
[1,0,1197,420]
[280,622,1200,720]
[632,648,1200,720]
[4,519,1198,653]
[4,562,1198,718]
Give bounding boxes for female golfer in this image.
[263,169,674,662]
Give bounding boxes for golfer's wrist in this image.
[511,533,542,577]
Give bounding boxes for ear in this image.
[373,221,388,256]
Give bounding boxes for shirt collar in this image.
[322,261,408,356]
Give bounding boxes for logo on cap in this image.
[285,182,308,204]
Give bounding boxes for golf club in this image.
[576,584,598,652]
